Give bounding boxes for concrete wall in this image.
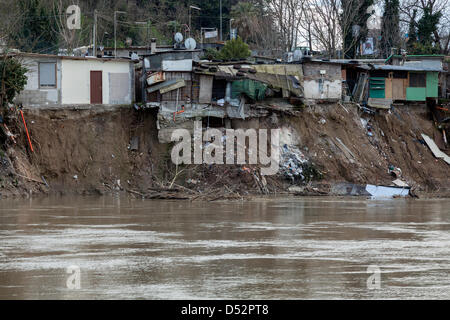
[146,51,201,71]
[61,59,133,105]
[302,62,342,100]
[15,57,62,107]
[303,80,342,100]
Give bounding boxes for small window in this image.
[409,72,426,87]
[39,62,56,88]
[393,71,408,79]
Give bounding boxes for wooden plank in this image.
[422,134,450,165]
[159,79,186,94]
[199,75,213,103]
[385,77,392,99]
[147,79,178,93]
[392,79,404,100]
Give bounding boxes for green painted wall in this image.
[426,72,438,98]
[369,77,385,99]
[406,87,426,101]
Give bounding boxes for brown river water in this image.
[0,196,449,300]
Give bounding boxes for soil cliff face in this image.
[1,107,166,197]
[286,103,449,194]
[0,103,448,198]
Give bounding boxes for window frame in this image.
[38,61,57,89]
[409,72,426,88]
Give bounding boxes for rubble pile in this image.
[279,144,321,183]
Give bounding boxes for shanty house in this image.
[14,53,135,107]
[375,54,446,101]
[142,50,202,104]
[301,59,342,101]
[368,64,441,101]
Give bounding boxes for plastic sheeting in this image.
[231,80,267,101]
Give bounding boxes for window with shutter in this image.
[39,62,56,88]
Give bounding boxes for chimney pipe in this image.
[151,38,157,54]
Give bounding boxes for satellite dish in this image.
[185,37,197,50]
[174,32,183,43]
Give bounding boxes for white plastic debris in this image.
[365,184,410,199]
[186,179,199,185]
[280,144,308,182]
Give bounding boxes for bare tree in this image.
[297,0,369,58]
[51,0,86,53]
[265,0,304,52]
[299,0,341,57]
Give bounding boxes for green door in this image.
[426,72,438,98]
[369,77,385,99]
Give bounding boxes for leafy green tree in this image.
[0,57,28,109]
[218,37,251,60]
[380,0,400,58]
[201,48,221,60]
[417,7,442,48]
[406,9,417,53]
[10,0,59,53]
[230,2,259,44]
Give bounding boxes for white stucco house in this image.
[14,53,135,107]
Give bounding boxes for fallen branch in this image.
[14,173,47,185]
[126,189,145,197]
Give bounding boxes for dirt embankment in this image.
[286,103,449,196]
[0,103,448,199]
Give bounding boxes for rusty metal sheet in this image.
[147,72,165,85]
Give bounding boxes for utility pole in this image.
[114,11,127,58]
[229,18,234,40]
[93,10,97,57]
[220,0,222,41]
[147,21,150,52]
[189,6,201,39]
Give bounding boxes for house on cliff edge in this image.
[12,53,135,108]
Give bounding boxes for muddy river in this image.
[0,196,449,299]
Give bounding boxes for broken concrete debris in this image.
[392,179,409,188]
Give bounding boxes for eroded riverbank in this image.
[0,103,449,199]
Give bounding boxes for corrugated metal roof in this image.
[370,64,443,72]
[7,52,132,63]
